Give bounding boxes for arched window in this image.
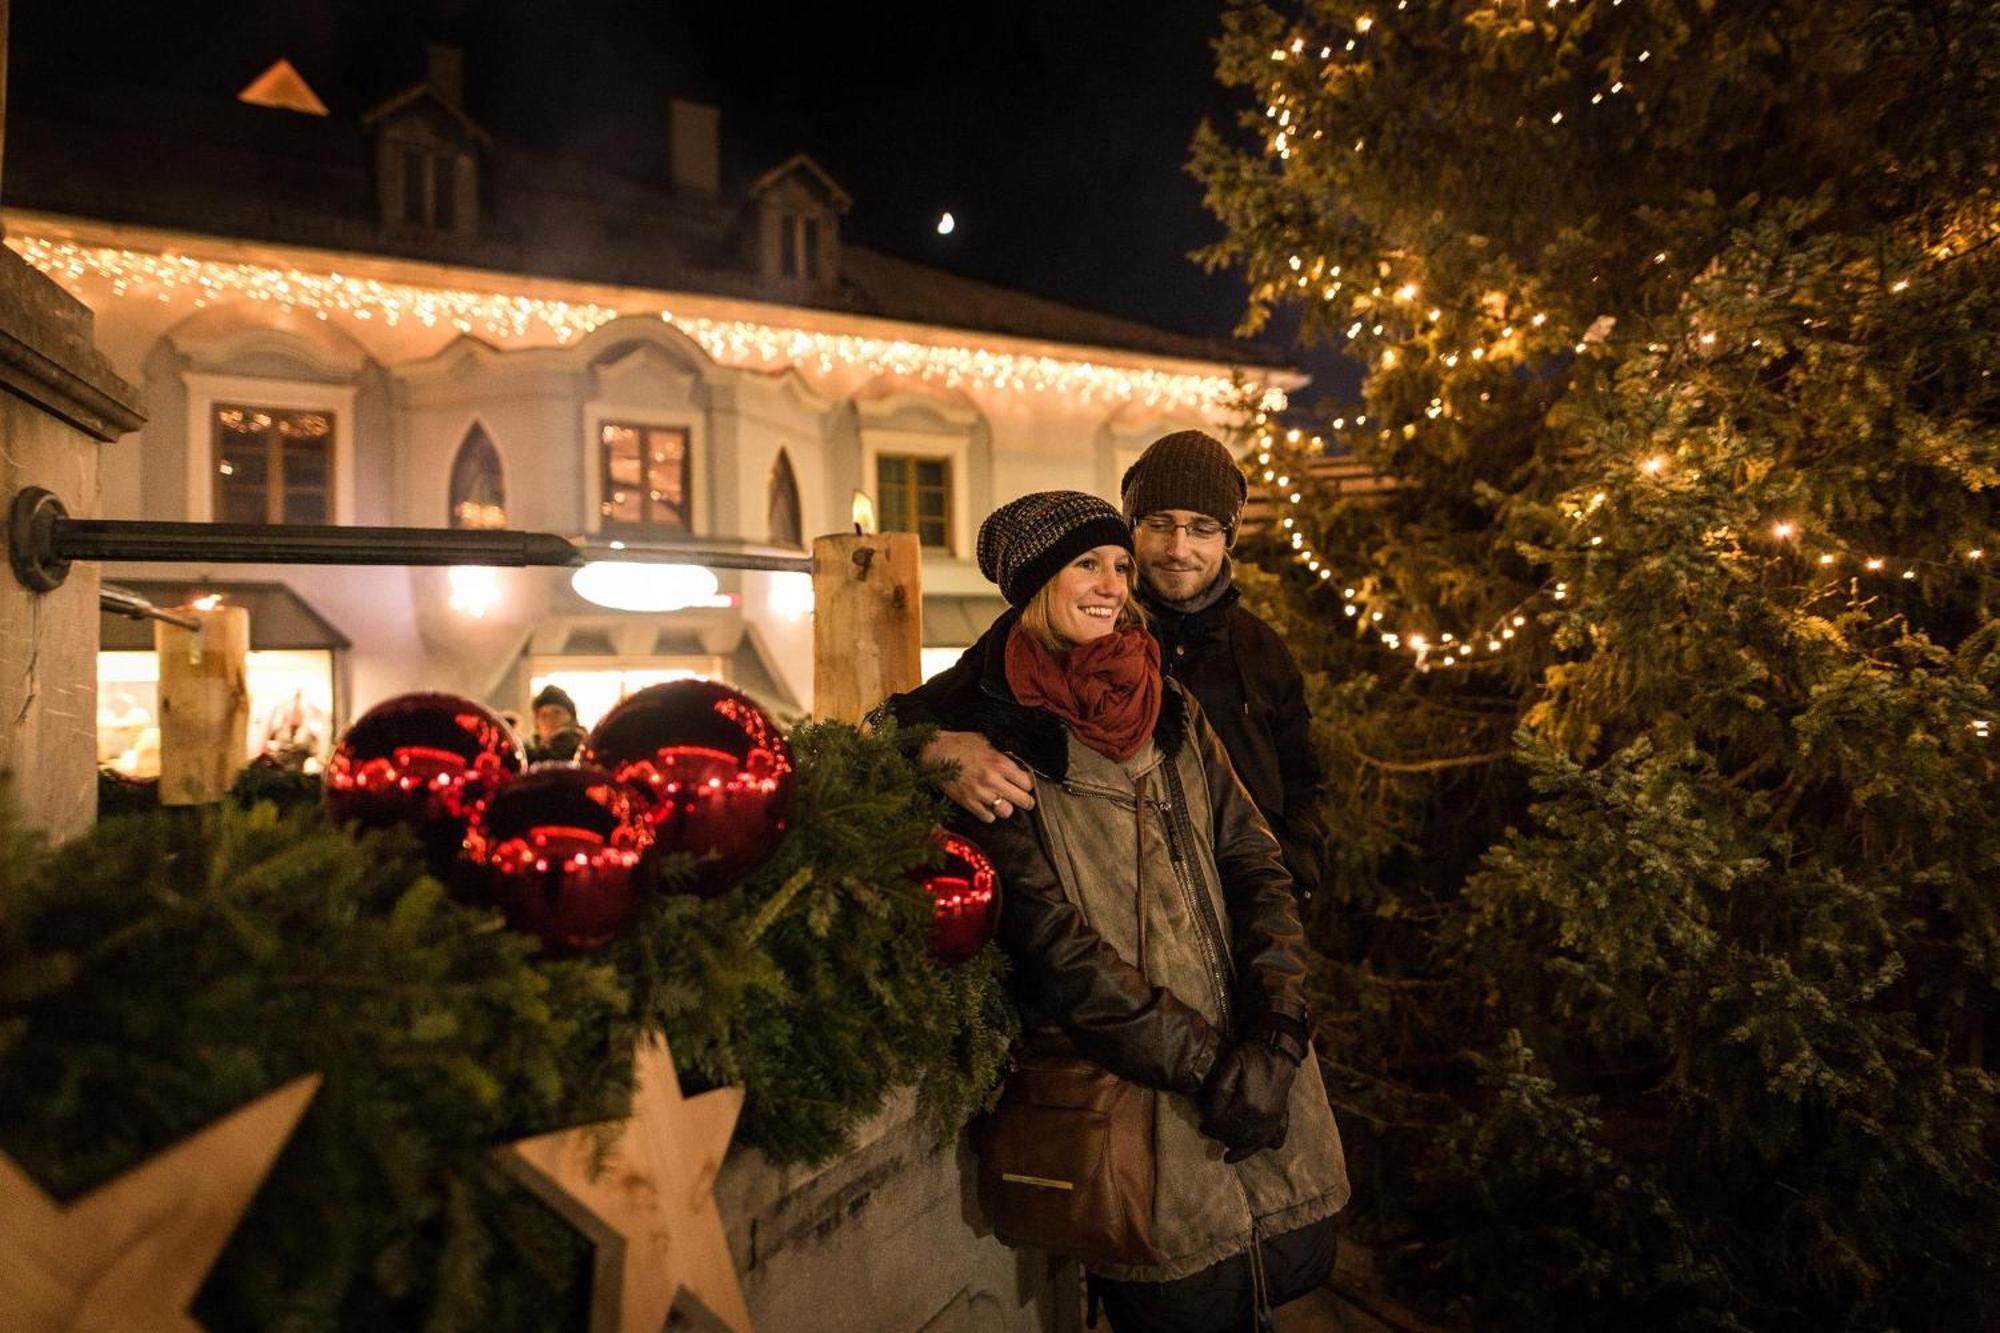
[767,448,803,548]
[449,424,505,529]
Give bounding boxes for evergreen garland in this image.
[2,719,1013,1331]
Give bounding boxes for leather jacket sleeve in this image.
[873,643,980,731]
[1191,705,1313,1029]
[956,808,1222,1096]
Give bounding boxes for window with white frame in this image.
[598,421,692,532]
[860,424,972,559]
[876,453,952,549]
[213,404,335,524]
[185,374,356,525]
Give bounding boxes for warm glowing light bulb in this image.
[936,212,956,235]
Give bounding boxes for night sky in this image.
[10,0,1359,401]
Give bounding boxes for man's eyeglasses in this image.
[1137,515,1227,541]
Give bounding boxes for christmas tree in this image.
[1194,1,1999,1326]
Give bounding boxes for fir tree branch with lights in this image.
[1195,0,1998,1326]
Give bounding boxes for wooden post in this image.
[154,604,251,805]
[811,532,921,723]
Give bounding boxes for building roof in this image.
[2,64,1288,374]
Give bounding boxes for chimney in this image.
[669,99,720,196]
[426,43,464,108]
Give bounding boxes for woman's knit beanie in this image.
[1119,430,1248,540]
[976,491,1134,607]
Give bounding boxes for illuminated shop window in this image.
[97,648,337,777]
[528,661,725,733]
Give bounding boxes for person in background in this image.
[935,491,1347,1331]
[884,431,1330,909]
[526,683,585,763]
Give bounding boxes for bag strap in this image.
[1133,770,1149,973]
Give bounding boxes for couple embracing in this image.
[878,432,1349,1333]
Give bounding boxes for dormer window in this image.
[781,214,822,281]
[750,154,852,289]
[362,44,488,238]
[401,147,462,229]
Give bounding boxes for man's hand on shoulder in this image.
[923,730,1036,823]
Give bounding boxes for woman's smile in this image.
[1047,544,1133,644]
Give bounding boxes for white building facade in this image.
[3,47,1293,773]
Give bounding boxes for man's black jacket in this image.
[882,573,1329,903]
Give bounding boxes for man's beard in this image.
[1143,561,1222,609]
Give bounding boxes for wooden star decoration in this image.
[499,1035,750,1333]
[0,1074,320,1333]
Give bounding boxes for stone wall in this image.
[717,1092,1081,1333]
[0,249,143,840]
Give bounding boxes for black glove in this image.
[1197,1015,1308,1162]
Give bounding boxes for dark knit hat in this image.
[1120,430,1248,538]
[531,683,578,719]
[977,491,1134,607]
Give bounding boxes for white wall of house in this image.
[27,221,1244,736]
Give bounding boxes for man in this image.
[526,683,586,764]
[881,430,1329,905]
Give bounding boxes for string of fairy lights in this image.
[1268,4,1650,154]
[6,235,1271,414]
[1247,425,1547,672]
[1249,420,1993,684]
[1245,7,1994,698]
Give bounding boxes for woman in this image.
[934,492,1348,1332]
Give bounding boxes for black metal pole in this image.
[10,486,814,590]
[55,517,585,569]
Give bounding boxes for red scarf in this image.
[1005,622,1162,762]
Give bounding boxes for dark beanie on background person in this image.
[1119,429,1249,539]
[976,490,1134,607]
[531,683,578,719]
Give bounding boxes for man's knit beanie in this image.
[977,491,1134,608]
[1120,430,1248,538]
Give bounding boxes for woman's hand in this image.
[923,729,1037,823]
[1197,1024,1304,1161]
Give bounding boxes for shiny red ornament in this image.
[324,693,525,856]
[582,680,794,898]
[918,829,1001,964]
[460,763,653,955]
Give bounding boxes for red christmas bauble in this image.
[919,829,1000,965]
[460,763,653,955]
[582,680,794,898]
[324,693,525,851]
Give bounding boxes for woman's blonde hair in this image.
[1018,550,1149,652]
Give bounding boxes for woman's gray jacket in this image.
[928,612,1350,1282]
